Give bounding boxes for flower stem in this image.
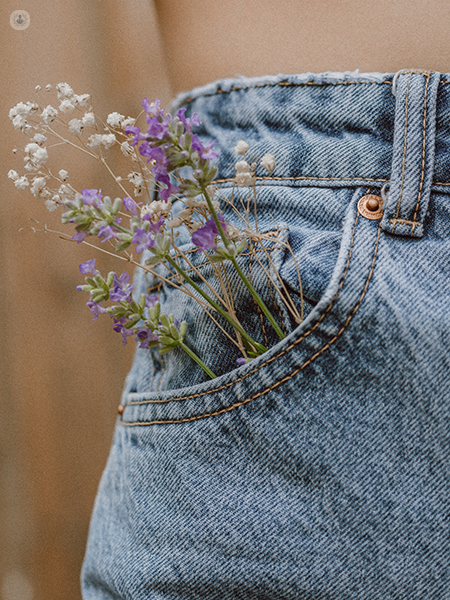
[178,341,216,379]
[165,255,267,354]
[201,187,285,341]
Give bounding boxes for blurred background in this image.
[1,2,171,599]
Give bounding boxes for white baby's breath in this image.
[102,133,116,149]
[121,117,136,128]
[8,170,19,181]
[15,176,30,190]
[68,119,84,135]
[121,141,134,156]
[87,134,103,148]
[260,153,275,173]
[56,83,74,100]
[30,133,47,145]
[44,199,58,212]
[82,112,95,127]
[45,84,52,92]
[75,94,90,107]
[58,169,69,181]
[41,105,58,124]
[234,140,249,155]
[234,172,256,187]
[107,112,124,128]
[235,160,251,173]
[59,100,76,114]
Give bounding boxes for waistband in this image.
[172,70,450,197]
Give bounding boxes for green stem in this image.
[165,255,266,354]
[230,256,285,340]
[179,341,216,379]
[201,186,285,341]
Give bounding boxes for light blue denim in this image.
[82,70,450,599]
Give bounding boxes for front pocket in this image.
[120,186,383,427]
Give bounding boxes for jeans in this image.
[81,70,450,599]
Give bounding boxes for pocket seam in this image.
[121,210,381,426]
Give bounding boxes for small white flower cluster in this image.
[127,172,144,196]
[56,82,90,114]
[106,112,135,129]
[24,142,48,171]
[87,133,116,149]
[232,140,276,187]
[141,198,172,223]
[9,101,39,134]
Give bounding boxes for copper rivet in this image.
[367,197,379,211]
[357,194,384,220]
[117,405,125,416]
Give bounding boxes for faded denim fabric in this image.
[82,70,450,599]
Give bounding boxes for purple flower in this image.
[136,327,159,349]
[125,125,147,146]
[113,272,131,288]
[191,134,219,161]
[110,272,133,302]
[142,98,164,118]
[236,357,247,366]
[139,144,169,171]
[177,108,201,132]
[87,301,108,321]
[112,318,135,345]
[141,215,165,234]
[131,228,155,254]
[79,259,96,274]
[123,196,139,217]
[72,230,88,243]
[98,225,118,243]
[191,214,227,252]
[159,181,179,202]
[146,116,169,140]
[145,294,158,308]
[81,188,103,208]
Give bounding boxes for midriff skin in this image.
[154,0,450,93]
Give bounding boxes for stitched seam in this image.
[393,72,413,233]
[121,219,381,426]
[178,80,394,107]
[122,210,360,410]
[411,73,431,235]
[214,176,391,184]
[389,218,422,225]
[213,175,450,187]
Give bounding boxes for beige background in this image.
[2,0,450,598]
[1,2,171,599]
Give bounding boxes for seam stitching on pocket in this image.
[125,211,359,407]
[393,72,412,233]
[121,219,381,426]
[411,73,430,235]
[122,208,362,418]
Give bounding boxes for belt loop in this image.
[381,70,440,238]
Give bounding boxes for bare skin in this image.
[154,0,450,93]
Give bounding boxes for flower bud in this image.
[234,140,249,155]
[260,153,275,173]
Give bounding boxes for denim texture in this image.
[82,70,450,599]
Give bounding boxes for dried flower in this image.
[107,112,125,128]
[260,153,276,173]
[234,140,249,155]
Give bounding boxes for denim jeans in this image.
[82,70,450,599]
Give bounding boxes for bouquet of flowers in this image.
[8,83,303,379]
